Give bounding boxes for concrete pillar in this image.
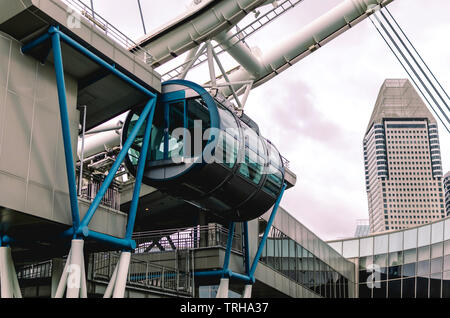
[243,284,252,298]
[51,258,64,298]
[0,247,22,298]
[216,278,229,298]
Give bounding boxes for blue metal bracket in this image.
[222,222,235,275]
[194,183,287,285]
[21,26,157,251]
[243,221,250,276]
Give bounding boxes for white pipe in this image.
[214,30,263,77]
[219,0,395,96]
[77,130,121,160]
[207,41,217,86]
[179,45,204,79]
[112,252,131,298]
[136,0,267,66]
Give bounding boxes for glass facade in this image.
[258,207,355,298]
[329,217,450,298]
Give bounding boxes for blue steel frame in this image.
[21,26,157,251]
[195,183,287,285]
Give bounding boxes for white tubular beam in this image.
[179,45,205,80]
[219,0,395,96]
[206,41,217,87]
[0,247,12,298]
[135,0,267,66]
[216,278,229,298]
[214,30,263,77]
[66,240,85,298]
[112,252,131,298]
[243,284,252,298]
[77,130,121,160]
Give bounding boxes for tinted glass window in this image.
[388,279,401,298]
[430,273,442,298]
[416,277,429,298]
[402,263,416,277]
[402,277,415,298]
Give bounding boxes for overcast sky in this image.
[81,0,450,241]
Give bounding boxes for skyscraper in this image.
[363,79,446,234]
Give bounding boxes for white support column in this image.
[51,258,64,298]
[216,278,229,298]
[103,260,119,298]
[66,239,85,298]
[112,252,131,298]
[0,246,22,298]
[103,251,131,298]
[54,240,87,298]
[243,284,252,298]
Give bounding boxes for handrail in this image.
[133,224,243,254]
[61,0,153,63]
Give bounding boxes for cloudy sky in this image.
[80,0,450,241]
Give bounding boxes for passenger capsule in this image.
[123,80,285,222]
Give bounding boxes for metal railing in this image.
[133,224,243,254]
[91,252,193,296]
[61,0,153,63]
[17,261,53,280]
[78,176,121,210]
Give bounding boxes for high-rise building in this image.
[363,79,446,234]
[445,171,450,216]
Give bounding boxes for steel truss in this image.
[15,26,157,298]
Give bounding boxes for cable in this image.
[385,6,450,101]
[137,0,147,35]
[369,16,450,134]
[373,12,450,128]
[379,9,450,114]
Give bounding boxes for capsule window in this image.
[262,167,283,196]
[215,131,238,168]
[239,147,265,184]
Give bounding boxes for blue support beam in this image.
[194,184,287,286]
[51,31,81,233]
[125,99,156,240]
[21,26,157,250]
[222,222,235,273]
[243,221,250,276]
[249,183,287,280]
[77,97,155,235]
